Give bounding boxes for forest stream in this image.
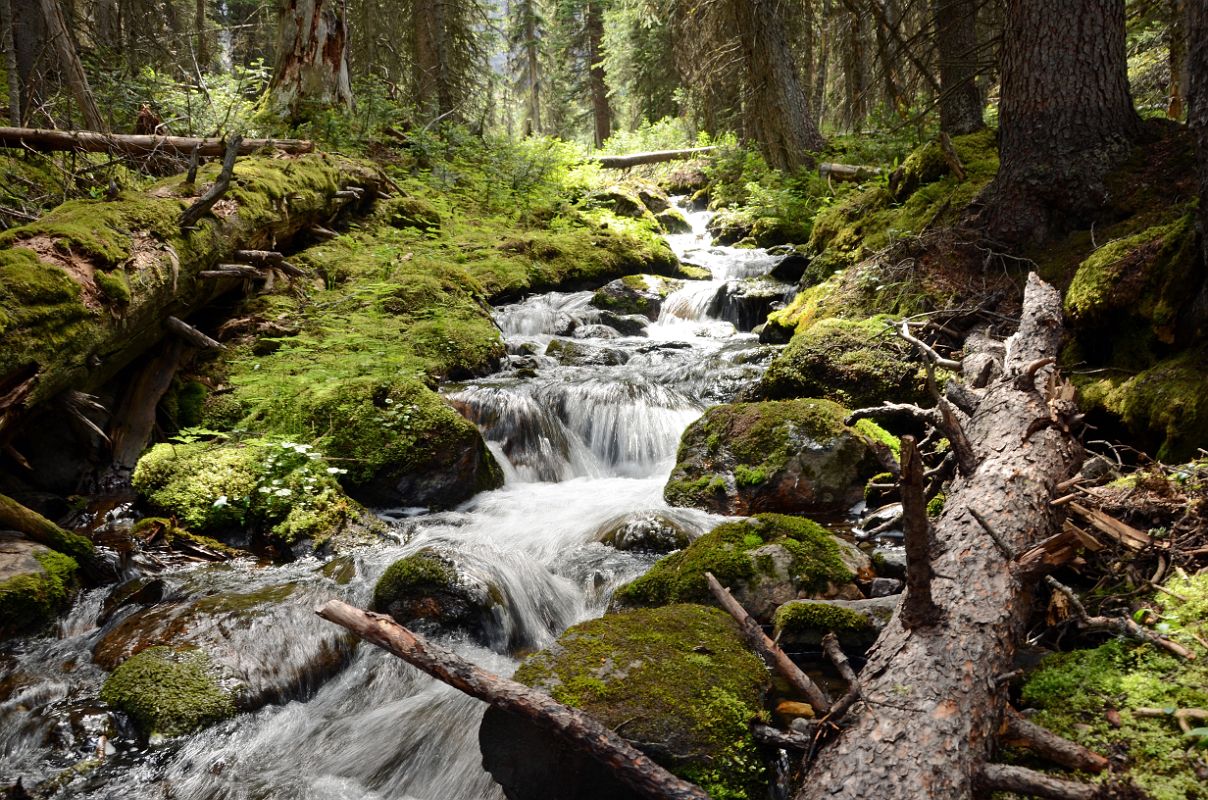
[0,202,805,800]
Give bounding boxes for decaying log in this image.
[797,274,1084,800]
[976,763,1096,800]
[0,493,111,581]
[316,599,710,800]
[180,134,242,228]
[593,147,717,169]
[102,341,184,480]
[0,126,314,156]
[200,266,261,279]
[819,162,883,182]
[1001,706,1109,773]
[704,571,832,714]
[1068,502,1152,551]
[231,250,305,276]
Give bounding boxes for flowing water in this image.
[0,204,792,799]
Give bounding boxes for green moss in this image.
[1020,575,1208,799]
[614,513,853,608]
[93,269,132,305]
[131,438,364,545]
[514,604,769,799]
[0,548,79,637]
[853,418,901,458]
[772,600,873,638]
[372,551,458,612]
[926,492,946,517]
[0,247,98,381]
[100,646,236,738]
[130,517,243,558]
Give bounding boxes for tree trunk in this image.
[9,0,45,125]
[194,0,209,70]
[93,0,120,50]
[977,0,1140,245]
[732,0,824,171]
[813,0,832,127]
[797,274,1083,800]
[841,8,867,131]
[38,0,106,131]
[1169,0,1187,119]
[269,0,354,123]
[1,0,21,126]
[932,0,984,135]
[587,0,610,148]
[412,0,451,118]
[871,0,907,117]
[0,126,314,155]
[1190,0,1207,289]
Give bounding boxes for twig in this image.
[970,508,1013,560]
[897,319,962,370]
[1001,706,1108,773]
[1045,576,1195,660]
[180,134,241,228]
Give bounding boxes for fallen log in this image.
[0,493,112,581]
[593,147,717,169]
[797,274,1086,800]
[315,599,710,800]
[819,162,882,182]
[0,126,314,157]
[180,134,242,228]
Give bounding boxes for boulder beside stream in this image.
[479,604,770,800]
[663,398,893,516]
[0,533,78,639]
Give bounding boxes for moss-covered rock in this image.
[480,604,771,800]
[612,514,864,619]
[131,437,376,549]
[582,186,658,225]
[1018,573,1208,800]
[772,595,897,652]
[663,399,886,515]
[100,646,235,738]
[758,316,926,407]
[595,511,693,554]
[0,535,78,638]
[655,208,692,234]
[372,548,501,641]
[590,274,684,321]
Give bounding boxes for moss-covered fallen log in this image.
[0,153,382,438]
[0,127,314,157]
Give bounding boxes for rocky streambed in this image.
[1,201,913,800]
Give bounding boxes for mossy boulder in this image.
[479,604,771,800]
[655,208,692,234]
[100,646,235,739]
[706,208,754,245]
[710,277,793,332]
[582,186,659,226]
[94,580,352,718]
[772,595,898,652]
[613,514,865,619]
[372,549,502,645]
[131,437,375,550]
[590,274,684,321]
[757,316,926,407]
[663,399,887,515]
[1018,573,1208,800]
[0,534,78,639]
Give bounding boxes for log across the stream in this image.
[799,273,1084,800]
[0,126,314,156]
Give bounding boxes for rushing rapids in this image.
[0,203,794,799]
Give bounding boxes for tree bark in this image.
[412,0,452,118]
[841,7,867,131]
[1190,0,1207,280]
[0,127,314,155]
[977,0,1140,245]
[38,0,106,131]
[316,599,711,800]
[587,0,611,148]
[269,0,354,123]
[731,0,824,170]
[1169,0,1187,119]
[932,0,984,135]
[813,0,832,127]
[796,274,1083,800]
[9,0,46,125]
[1,0,21,126]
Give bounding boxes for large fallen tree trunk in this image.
[316,599,710,800]
[593,147,717,169]
[0,126,314,156]
[800,274,1084,800]
[0,153,381,446]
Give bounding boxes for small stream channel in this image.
[1,204,805,799]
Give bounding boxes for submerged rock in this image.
[479,604,770,800]
[544,339,630,367]
[594,511,693,554]
[663,398,890,516]
[612,513,866,620]
[0,533,78,639]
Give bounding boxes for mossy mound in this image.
[131,437,371,547]
[757,316,926,407]
[1074,344,1208,462]
[372,548,501,640]
[613,514,862,619]
[771,595,897,651]
[482,604,770,800]
[0,536,78,638]
[655,208,692,234]
[100,646,236,738]
[1018,574,1208,800]
[663,398,886,515]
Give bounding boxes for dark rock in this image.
[570,323,621,340]
[635,185,672,213]
[585,310,649,337]
[595,512,693,553]
[373,548,502,646]
[706,209,752,245]
[545,339,630,367]
[867,577,903,597]
[99,577,165,624]
[770,253,810,284]
[663,398,891,516]
[590,275,683,321]
[709,278,792,332]
[870,547,907,580]
[479,604,770,800]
